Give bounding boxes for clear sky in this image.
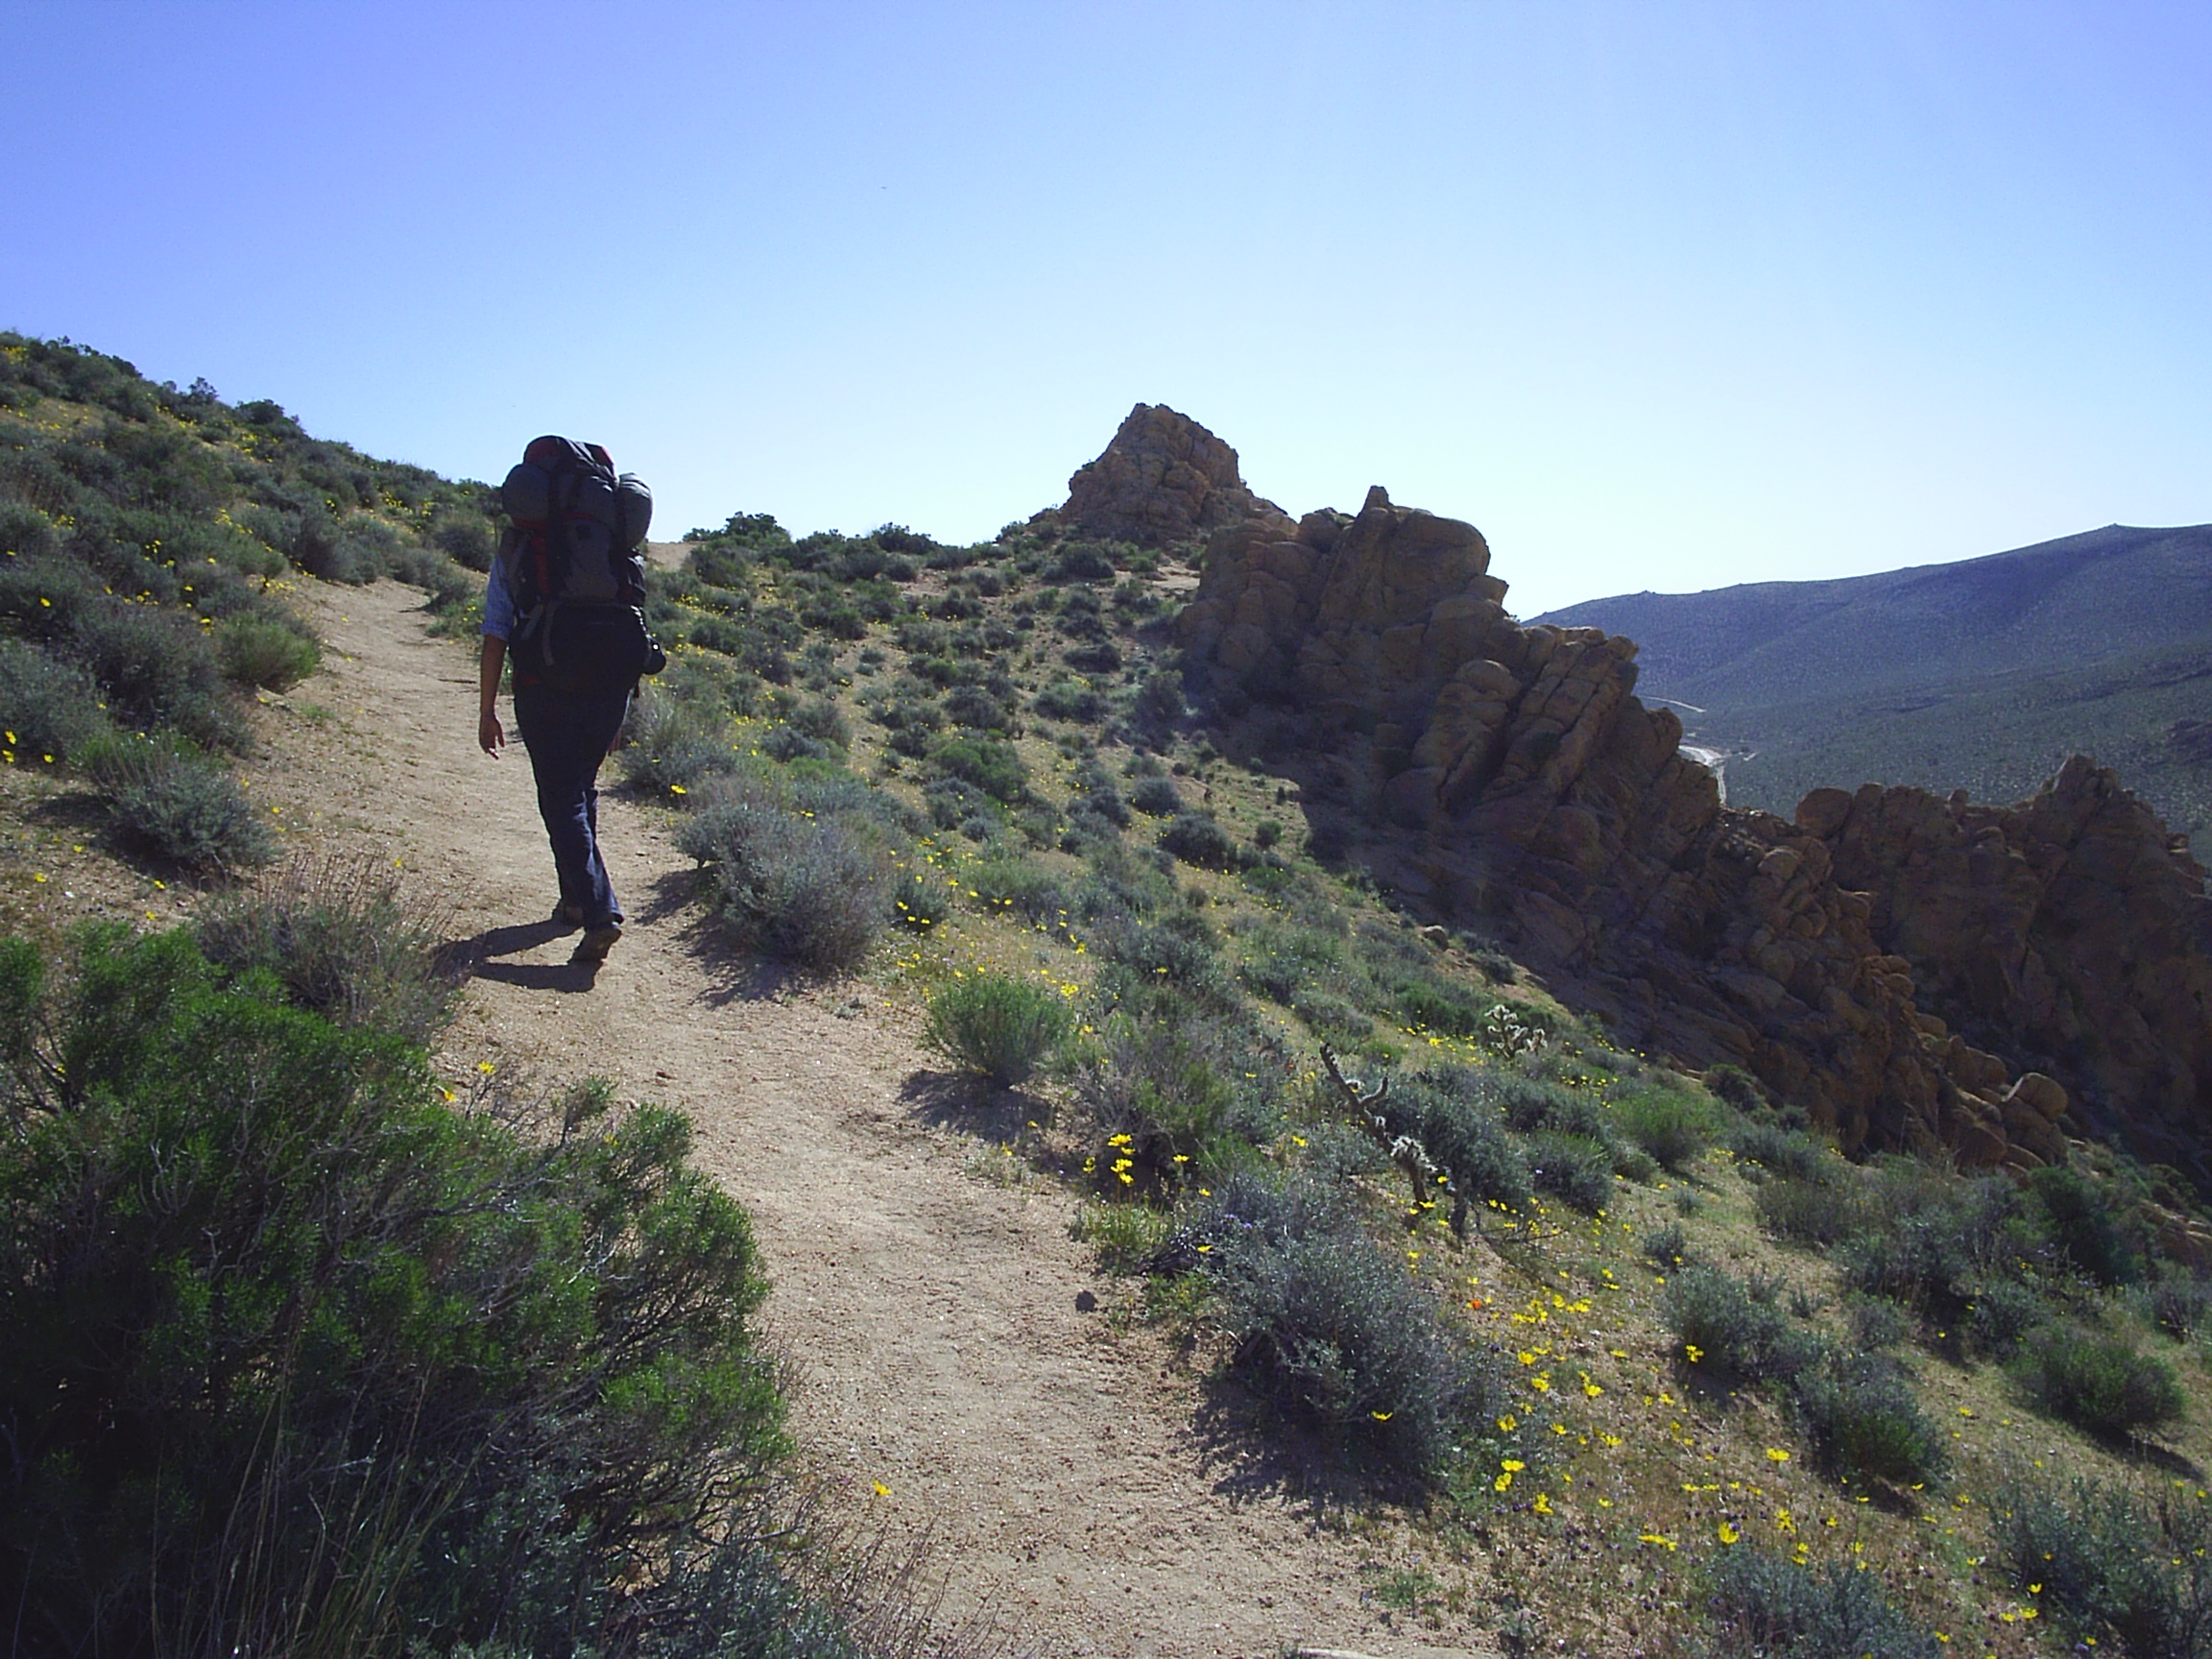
[5,1,2205,616]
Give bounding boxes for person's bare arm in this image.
[478,636,507,756]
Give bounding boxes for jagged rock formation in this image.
[1052,403,1281,546]
[1803,762,2212,1182]
[1161,459,2212,1175]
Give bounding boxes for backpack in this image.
[497,436,665,689]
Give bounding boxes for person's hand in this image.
[479,709,505,756]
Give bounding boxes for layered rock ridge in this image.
[1130,414,2210,1175]
[1051,402,1283,546]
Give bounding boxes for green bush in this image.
[923,971,1071,1088]
[194,859,459,1046]
[80,729,275,871]
[1702,1545,1941,1658]
[1070,1001,1282,1183]
[963,852,1071,926]
[1188,1171,1498,1476]
[1612,1086,1719,1173]
[1837,1168,2022,1325]
[1757,1175,1867,1247]
[212,613,320,689]
[619,683,736,793]
[930,733,1026,803]
[1158,809,1237,869]
[0,637,110,762]
[1034,676,1107,722]
[68,598,247,752]
[1793,1354,1949,1485]
[0,926,793,1656]
[1129,775,1181,816]
[2015,1326,2187,1440]
[1665,1263,1825,1382]
[1384,1068,1534,1209]
[1731,1118,1835,1184]
[676,778,886,972]
[1525,1131,1615,1214]
[1999,1479,2212,1658]
[2028,1165,2146,1287]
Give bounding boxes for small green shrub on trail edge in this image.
[194,858,459,1046]
[2014,1325,2187,1440]
[214,613,320,689]
[924,971,1070,1088]
[0,926,799,1658]
[1999,1478,2212,1657]
[677,775,887,972]
[1180,1170,1499,1478]
[1702,1545,1942,1659]
[80,728,275,872]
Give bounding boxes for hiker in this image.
[477,437,663,964]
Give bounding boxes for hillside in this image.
[1534,524,2212,843]
[7,350,2212,1658]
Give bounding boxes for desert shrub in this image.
[1793,1353,1949,1485]
[1703,1545,1942,1658]
[1251,816,1283,850]
[2140,1263,2212,1339]
[1290,985,1371,1047]
[1999,1479,2212,1658]
[1666,1263,1824,1382]
[923,971,1070,1088]
[0,637,110,761]
[212,614,320,689]
[1524,1131,1615,1214]
[1757,1176,1868,1247]
[1133,668,1183,726]
[1704,1063,1767,1112]
[1158,809,1237,869]
[676,778,886,972]
[2028,1165,2146,1287]
[619,683,736,792]
[0,927,791,1657]
[1077,1202,1172,1273]
[963,852,1070,926]
[68,598,246,751]
[1383,1068,1534,1209]
[2015,1326,2187,1440]
[194,860,458,1046]
[1070,1001,1282,1181]
[1128,775,1181,816]
[1731,1118,1834,1184]
[1047,543,1116,582]
[1034,676,1106,722]
[1844,1293,1912,1351]
[1612,1086,1719,1173]
[930,733,1025,803]
[1387,971,1490,1037]
[1489,1075,1618,1156]
[888,860,950,932]
[1187,1170,1498,1476]
[1838,1168,2023,1324]
[80,730,275,871]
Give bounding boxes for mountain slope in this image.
[1536,523,2212,838]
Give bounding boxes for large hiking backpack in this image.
[497,436,665,689]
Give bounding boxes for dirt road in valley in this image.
[241,578,1498,1659]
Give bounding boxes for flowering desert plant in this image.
[923,970,1070,1088]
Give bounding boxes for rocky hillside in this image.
[1123,406,2212,1195]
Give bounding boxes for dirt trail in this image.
[247,579,1497,1659]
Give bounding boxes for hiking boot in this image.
[551,902,585,928]
[575,923,622,963]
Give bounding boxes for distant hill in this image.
[1536,523,2212,844]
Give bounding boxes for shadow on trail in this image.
[435,918,602,995]
[900,1070,1050,1144]
[1184,1377,1388,1524]
[640,868,807,1005]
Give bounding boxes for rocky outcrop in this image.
[1054,404,1281,547]
[1173,482,2212,1174]
[1802,761,2212,1182]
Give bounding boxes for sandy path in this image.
[246,579,1497,1659]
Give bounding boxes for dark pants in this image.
[513,678,634,927]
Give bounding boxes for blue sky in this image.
[5,1,2205,615]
